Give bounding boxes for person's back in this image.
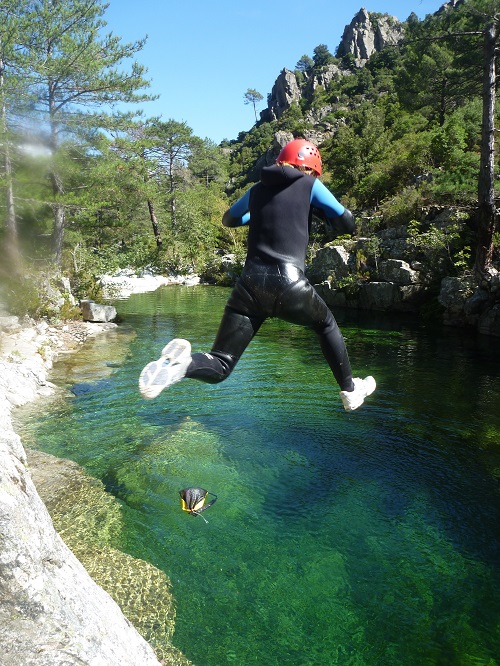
[246,165,315,270]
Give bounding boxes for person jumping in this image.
[139,138,375,412]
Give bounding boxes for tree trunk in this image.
[0,55,20,273]
[52,203,65,265]
[170,195,176,227]
[50,169,65,266]
[48,78,65,266]
[439,76,447,127]
[475,21,497,277]
[169,169,176,226]
[4,149,19,270]
[147,199,162,247]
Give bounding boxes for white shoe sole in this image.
[340,376,376,412]
[139,338,191,400]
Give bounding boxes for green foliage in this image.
[430,115,467,167]
[341,67,375,98]
[380,188,426,227]
[324,102,391,199]
[163,183,227,273]
[226,123,274,192]
[339,52,357,71]
[295,55,314,73]
[1,0,155,265]
[276,104,308,133]
[453,244,472,272]
[356,130,433,207]
[1,269,82,320]
[310,85,328,111]
[360,235,382,271]
[188,138,229,186]
[428,153,479,204]
[494,230,500,252]
[2,0,498,284]
[336,272,362,296]
[244,88,264,121]
[313,44,335,69]
[406,216,473,274]
[68,242,115,302]
[283,3,495,239]
[2,275,43,318]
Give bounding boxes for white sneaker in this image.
[340,376,376,412]
[139,338,192,400]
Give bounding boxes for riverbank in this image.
[99,268,201,299]
[0,317,118,405]
[0,312,191,666]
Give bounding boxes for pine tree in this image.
[14,0,153,264]
[243,89,263,122]
[399,0,499,276]
[0,0,32,272]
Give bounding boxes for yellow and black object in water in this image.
[179,487,217,519]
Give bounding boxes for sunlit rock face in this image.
[0,425,163,665]
[0,323,163,666]
[337,8,405,66]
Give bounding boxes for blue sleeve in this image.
[310,179,345,218]
[228,188,251,226]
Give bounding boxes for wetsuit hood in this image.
[260,164,309,188]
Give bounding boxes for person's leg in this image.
[139,276,265,396]
[317,311,355,391]
[276,275,355,390]
[186,305,264,384]
[275,272,376,410]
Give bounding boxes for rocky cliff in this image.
[0,317,187,665]
[305,213,500,336]
[336,7,404,65]
[263,7,404,122]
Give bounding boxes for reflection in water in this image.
[17,286,500,666]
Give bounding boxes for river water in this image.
[17,285,500,665]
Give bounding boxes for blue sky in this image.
[104,0,445,145]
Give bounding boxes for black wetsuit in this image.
[186,164,356,392]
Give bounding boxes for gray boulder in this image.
[80,299,117,323]
[377,259,420,285]
[439,276,475,325]
[264,68,302,121]
[337,8,405,66]
[0,315,21,334]
[0,403,161,666]
[308,245,352,283]
[0,323,164,666]
[358,281,400,310]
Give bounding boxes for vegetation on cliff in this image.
[0,0,498,315]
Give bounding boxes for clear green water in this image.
[18,286,500,666]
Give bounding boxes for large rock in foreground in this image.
[0,420,162,666]
[0,321,163,666]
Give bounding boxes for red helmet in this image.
[276,138,322,176]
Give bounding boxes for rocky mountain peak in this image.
[263,68,302,123]
[262,7,405,125]
[336,7,405,66]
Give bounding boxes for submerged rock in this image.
[27,449,192,666]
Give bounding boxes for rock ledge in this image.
[0,319,164,666]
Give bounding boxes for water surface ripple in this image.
[17,286,500,666]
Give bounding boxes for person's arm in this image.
[310,179,356,236]
[222,188,251,227]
